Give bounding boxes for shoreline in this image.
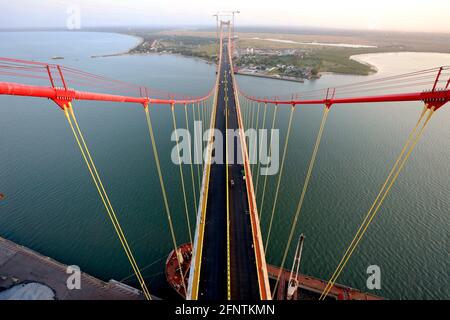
[54,32,450,83]
[89,32,375,79]
[91,34,144,58]
[235,71,306,83]
[89,32,450,81]
[3,30,449,80]
[90,36,214,66]
[349,51,450,75]
[349,54,379,74]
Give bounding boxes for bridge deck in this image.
[188,26,271,300]
[226,47,260,300]
[197,39,260,300]
[197,46,228,298]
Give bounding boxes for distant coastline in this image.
[235,71,306,83]
[47,31,386,79]
[90,34,216,67]
[90,32,378,80]
[81,31,450,81]
[349,54,379,74]
[90,34,144,58]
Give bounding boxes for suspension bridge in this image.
[0,21,448,301]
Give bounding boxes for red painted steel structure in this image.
[0,81,213,109]
[240,89,450,110]
[0,56,448,111]
[0,57,213,109]
[239,66,450,110]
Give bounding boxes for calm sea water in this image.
[0,32,449,299]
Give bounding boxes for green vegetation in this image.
[235,47,376,77]
[126,32,219,62]
[121,28,450,76]
[309,48,375,75]
[125,32,378,76]
[160,37,218,61]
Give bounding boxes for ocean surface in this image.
[0,31,449,300]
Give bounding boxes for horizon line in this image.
[1,24,450,36]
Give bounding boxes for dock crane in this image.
[287,234,305,300]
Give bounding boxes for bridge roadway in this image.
[198,40,259,300]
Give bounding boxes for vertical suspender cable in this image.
[185,103,198,217]
[265,106,295,251]
[255,103,268,197]
[242,99,246,128]
[202,101,207,154]
[198,102,204,175]
[251,102,261,173]
[249,101,255,157]
[321,104,427,298]
[250,102,256,129]
[247,100,251,130]
[64,103,151,300]
[250,100,254,126]
[200,101,204,157]
[259,104,278,221]
[193,103,202,196]
[273,106,330,296]
[144,105,186,294]
[319,105,433,299]
[171,104,193,243]
[245,99,250,130]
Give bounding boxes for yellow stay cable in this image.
[247,100,251,130]
[144,105,186,294]
[255,103,268,197]
[320,104,428,299]
[171,104,193,244]
[192,103,202,196]
[203,101,207,154]
[64,103,151,300]
[273,106,330,295]
[248,102,256,159]
[250,101,254,126]
[198,102,204,175]
[205,100,208,127]
[200,101,205,160]
[320,105,433,299]
[265,106,295,251]
[67,105,150,298]
[242,99,245,127]
[251,102,261,173]
[206,99,210,128]
[209,97,213,128]
[239,95,244,126]
[184,103,198,217]
[245,99,250,130]
[242,98,246,128]
[248,101,255,149]
[259,104,278,221]
[209,98,213,127]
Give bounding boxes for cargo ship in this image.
[165,241,382,300]
[164,243,192,298]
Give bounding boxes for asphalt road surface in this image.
[198,39,259,300]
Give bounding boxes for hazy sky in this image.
[2,0,450,33]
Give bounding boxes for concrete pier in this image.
[0,236,145,300]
